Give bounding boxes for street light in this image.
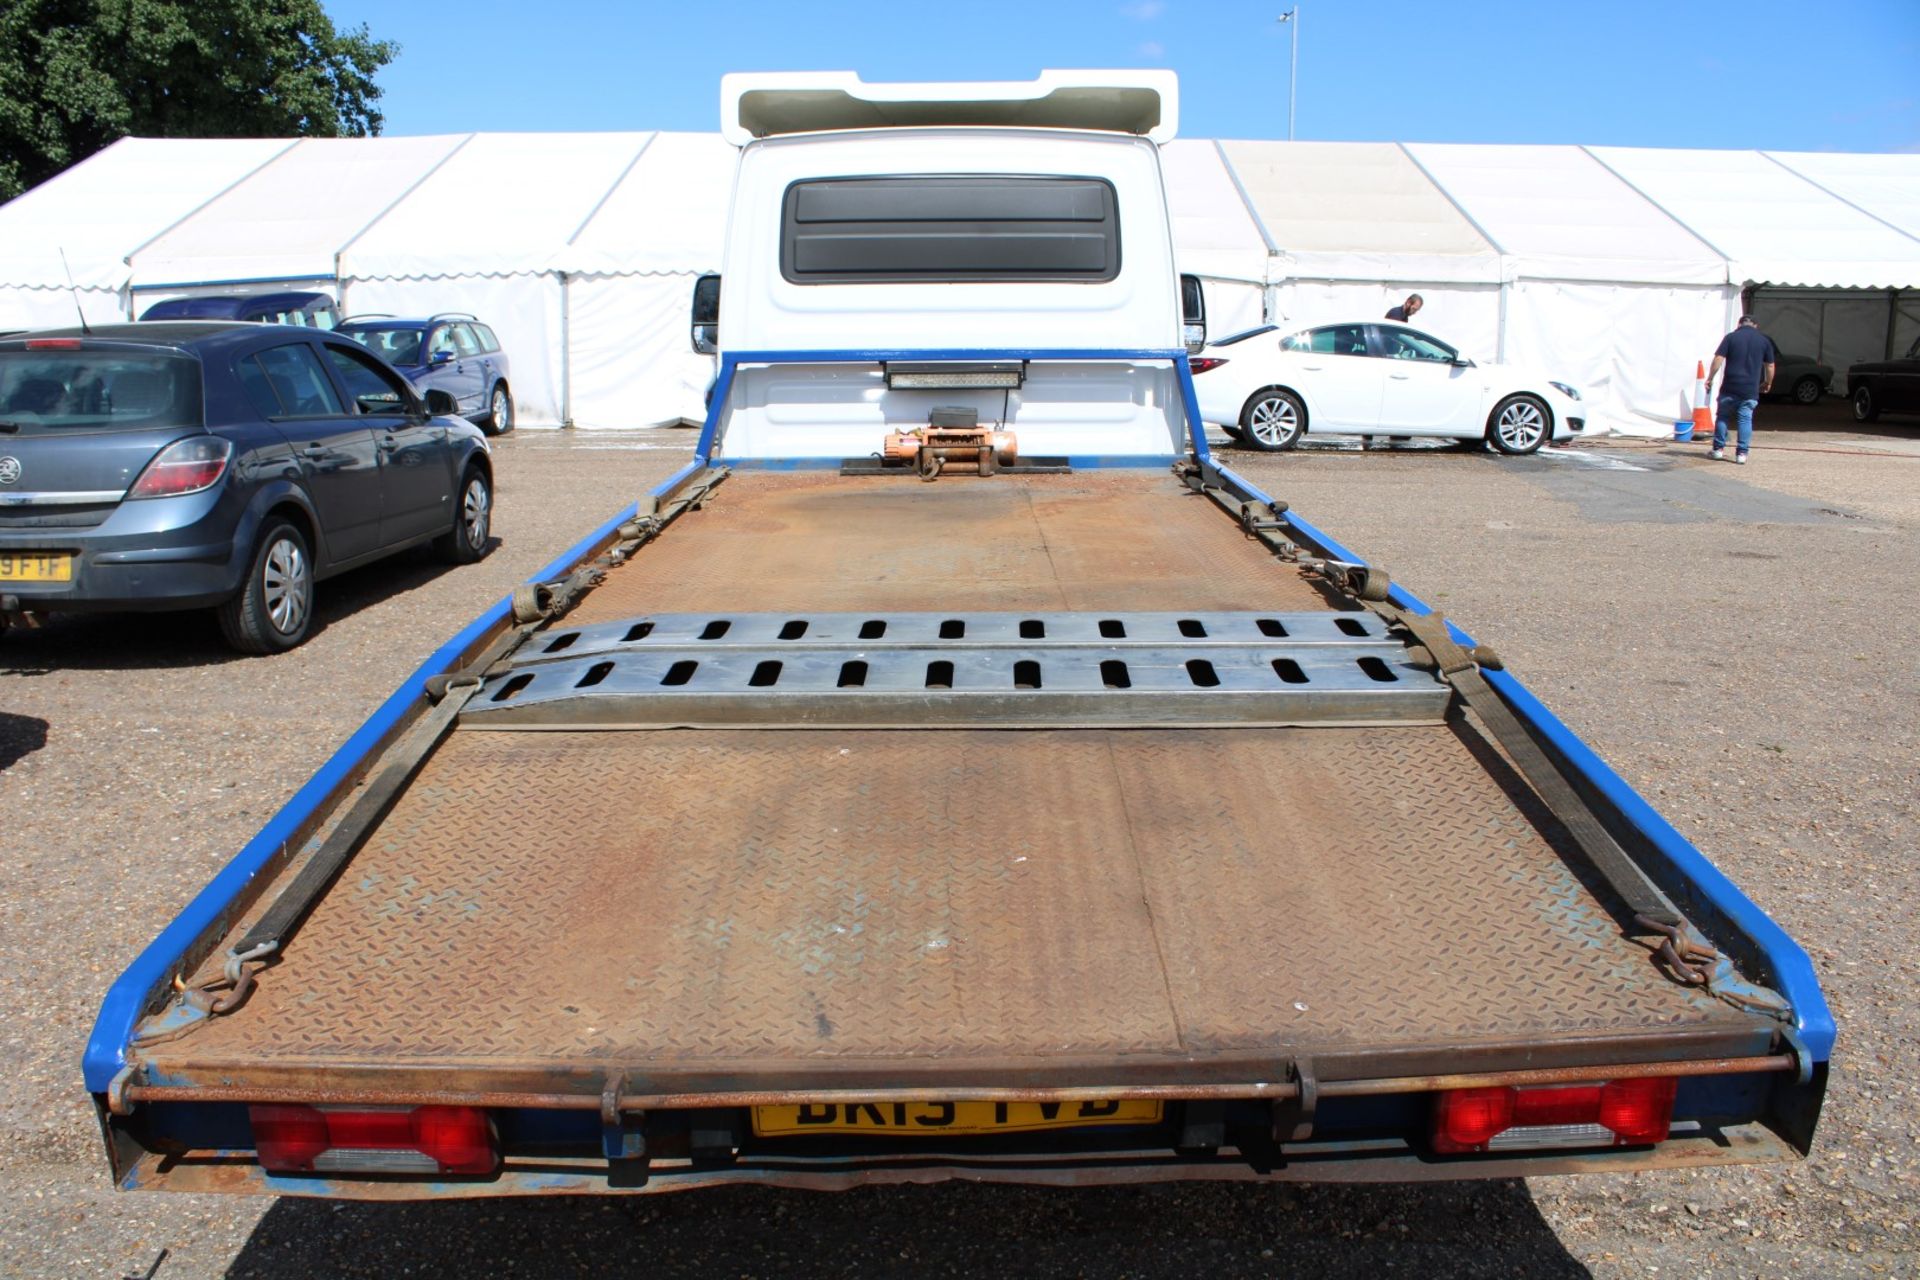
[1276,8,1299,141]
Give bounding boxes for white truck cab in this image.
[700,71,1198,461]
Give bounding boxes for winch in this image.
[881,406,1017,480]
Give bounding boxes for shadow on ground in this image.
[226,1179,1589,1279]
[0,712,47,770]
[0,542,487,674]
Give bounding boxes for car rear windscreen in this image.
[0,351,202,434]
[782,176,1120,284]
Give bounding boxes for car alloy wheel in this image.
[488,385,514,434]
[1852,386,1878,422]
[1792,377,1823,405]
[1240,390,1305,451]
[462,473,491,548]
[262,535,311,636]
[1490,395,1549,455]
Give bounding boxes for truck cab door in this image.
[319,341,451,547]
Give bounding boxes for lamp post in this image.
[1276,8,1299,141]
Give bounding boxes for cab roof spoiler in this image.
[719,70,1178,147]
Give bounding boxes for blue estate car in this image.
[0,323,493,653]
[337,313,514,434]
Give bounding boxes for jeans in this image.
[1713,395,1757,453]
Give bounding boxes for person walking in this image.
[1385,294,1423,323]
[1707,315,1777,464]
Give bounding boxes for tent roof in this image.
[128,135,470,289]
[1587,146,1920,289]
[1403,144,1725,285]
[340,132,655,279]
[1218,140,1499,283]
[0,137,294,290]
[1159,140,1272,285]
[555,132,737,277]
[1763,151,1920,243]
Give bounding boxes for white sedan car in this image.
[1190,321,1586,455]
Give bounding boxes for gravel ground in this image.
[1,403,1914,1278]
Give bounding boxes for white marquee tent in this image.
[3,132,1918,435]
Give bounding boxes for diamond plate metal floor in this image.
[148,724,1756,1088]
[564,471,1337,621]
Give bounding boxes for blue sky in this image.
[324,0,1919,152]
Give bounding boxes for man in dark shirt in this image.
[1385,294,1423,323]
[1707,315,1777,463]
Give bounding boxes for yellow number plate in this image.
[0,552,72,582]
[751,1099,1163,1138]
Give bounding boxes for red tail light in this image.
[250,1104,498,1175]
[127,437,231,499]
[1188,357,1229,374]
[24,338,83,350]
[1432,1076,1677,1153]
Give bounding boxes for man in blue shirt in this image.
[1707,316,1777,464]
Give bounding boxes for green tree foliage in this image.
[0,0,397,200]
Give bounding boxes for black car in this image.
[0,322,493,653]
[1848,335,1920,422]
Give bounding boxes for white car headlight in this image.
[1548,381,1581,401]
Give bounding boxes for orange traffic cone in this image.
[1691,361,1715,442]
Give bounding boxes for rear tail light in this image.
[1188,357,1229,374]
[1431,1076,1677,1153]
[127,437,231,499]
[249,1104,498,1175]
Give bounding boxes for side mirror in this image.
[691,273,720,355]
[1451,356,1474,368]
[430,350,455,366]
[423,388,458,417]
[1180,273,1207,353]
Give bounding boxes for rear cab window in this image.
[0,348,202,434]
[781,175,1121,284]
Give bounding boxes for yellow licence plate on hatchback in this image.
[751,1099,1163,1138]
[0,552,71,582]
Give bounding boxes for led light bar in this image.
[884,361,1026,390]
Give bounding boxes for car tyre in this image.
[433,466,492,565]
[1791,376,1824,405]
[1852,386,1879,422]
[1487,394,1550,456]
[1238,388,1306,451]
[218,518,314,654]
[483,382,514,435]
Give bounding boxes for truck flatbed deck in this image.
[141,471,1768,1102]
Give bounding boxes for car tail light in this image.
[1431,1076,1677,1153]
[127,437,231,499]
[1188,358,1228,374]
[250,1104,498,1175]
[24,338,82,350]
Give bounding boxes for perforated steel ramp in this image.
[467,611,1449,729]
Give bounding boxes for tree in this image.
[0,0,397,200]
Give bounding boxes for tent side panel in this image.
[565,274,716,430]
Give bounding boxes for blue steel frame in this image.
[86,345,1830,1099]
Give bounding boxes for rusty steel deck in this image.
[136,470,1766,1097]
[564,471,1337,619]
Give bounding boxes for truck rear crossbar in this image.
[461,610,1450,729]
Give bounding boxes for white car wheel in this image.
[1488,395,1550,456]
[1239,389,1305,452]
